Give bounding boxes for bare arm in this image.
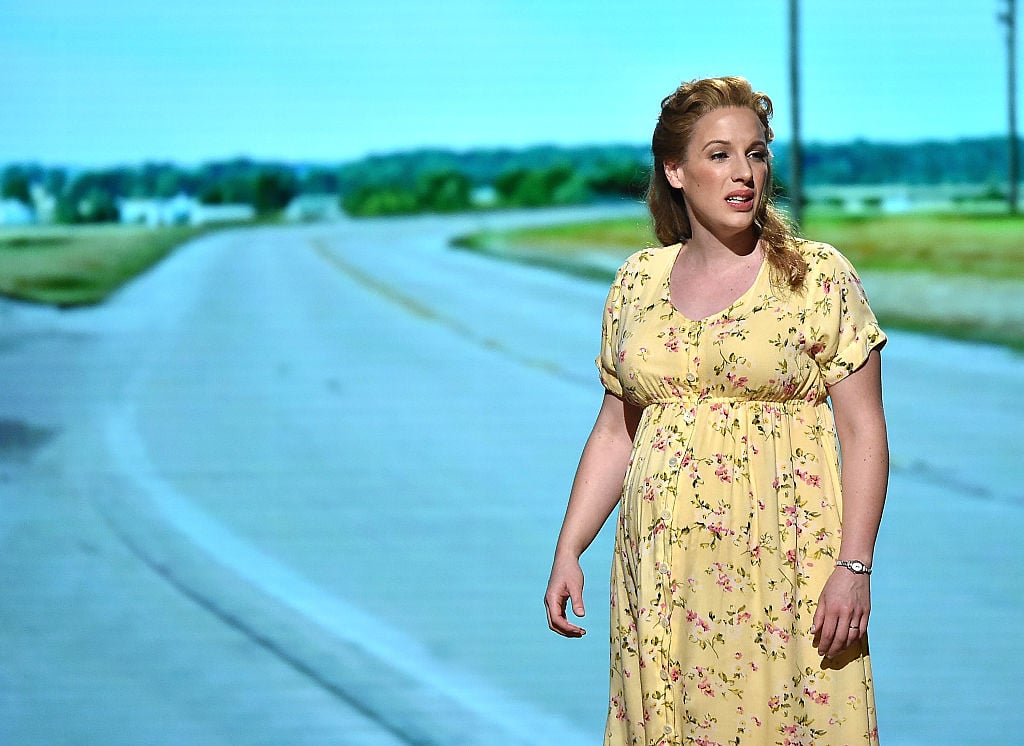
[544,391,641,637]
[812,348,889,657]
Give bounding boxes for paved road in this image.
[1,208,1021,744]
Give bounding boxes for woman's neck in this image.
[683,225,760,264]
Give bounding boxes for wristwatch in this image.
[835,559,872,575]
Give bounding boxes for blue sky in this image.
[0,0,1014,166]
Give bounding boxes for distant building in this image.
[804,184,991,214]
[119,194,255,227]
[119,193,195,227]
[189,202,256,226]
[29,184,57,224]
[284,194,342,222]
[0,198,34,225]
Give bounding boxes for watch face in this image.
[850,561,864,572]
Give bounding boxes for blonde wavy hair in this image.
[646,76,807,290]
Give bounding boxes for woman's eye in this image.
[710,152,728,161]
[748,150,768,161]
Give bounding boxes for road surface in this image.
[1,207,1021,744]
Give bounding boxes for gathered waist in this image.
[642,395,828,413]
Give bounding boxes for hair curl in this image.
[646,76,806,290]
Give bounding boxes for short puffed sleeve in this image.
[595,266,625,398]
[804,243,887,387]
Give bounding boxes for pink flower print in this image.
[663,327,680,352]
[618,348,627,363]
[768,696,781,712]
[795,468,821,487]
[698,678,716,698]
[725,369,750,388]
[782,505,797,529]
[687,610,711,635]
[707,521,735,539]
[765,622,791,643]
[803,686,829,705]
[713,453,732,483]
[785,548,797,566]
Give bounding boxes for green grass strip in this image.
[0,224,208,306]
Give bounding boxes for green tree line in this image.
[2,136,1018,222]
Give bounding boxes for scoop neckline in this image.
[666,243,768,323]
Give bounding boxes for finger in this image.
[816,620,837,657]
[813,606,837,656]
[849,611,868,643]
[544,592,586,637]
[810,603,825,641]
[827,614,855,658]
[570,587,586,619]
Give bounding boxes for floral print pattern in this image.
[598,241,886,745]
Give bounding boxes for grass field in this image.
[456,210,1024,279]
[0,224,207,306]
[454,209,1024,350]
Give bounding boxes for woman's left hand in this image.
[810,568,871,658]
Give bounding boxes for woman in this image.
[544,76,887,745]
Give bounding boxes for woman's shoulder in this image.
[793,238,861,276]
[613,243,679,280]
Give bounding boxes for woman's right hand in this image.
[544,555,587,637]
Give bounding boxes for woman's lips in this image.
[725,190,755,210]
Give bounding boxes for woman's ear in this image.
[664,162,685,190]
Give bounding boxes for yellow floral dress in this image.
[598,241,886,746]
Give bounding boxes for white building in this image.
[0,198,34,225]
[284,194,342,222]
[119,194,255,227]
[119,193,195,227]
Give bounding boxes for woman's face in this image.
[664,106,769,242]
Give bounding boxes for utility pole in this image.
[788,0,804,229]
[1000,0,1019,214]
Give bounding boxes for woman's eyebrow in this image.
[701,138,767,150]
